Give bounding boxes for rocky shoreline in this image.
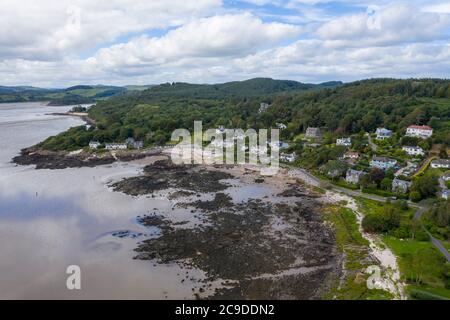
[113,158,343,299]
[12,146,161,169]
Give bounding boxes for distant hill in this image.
[144,78,343,100]
[0,79,339,105]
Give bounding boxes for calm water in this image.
[0,102,211,299]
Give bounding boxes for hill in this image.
[37,78,450,151]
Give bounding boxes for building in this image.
[375,128,393,140]
[402,146,424,156]
[346,169,364,184]
[259,102,270,113]
[105,143,127,150]
[370,156,397,170]
[406,125,433,139]
[392,178,412,193]
[89,141,101,149]
[276,123,287,130]
[441,189,449,200]
[336,137,352,147]
[305,127,322,139]
[431,159,450,169]
[270,141,289,149]
[442,172,450,182]
[280,152,297,163]
[343,151,359,160]
[125,137,144,149]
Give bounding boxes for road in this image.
[366,133,378,152]
[288,166,450,262]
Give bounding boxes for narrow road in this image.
[366,133,378,152]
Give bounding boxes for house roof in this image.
[432,159,450,165]
[408,125,432,130]
[372,156,396,162]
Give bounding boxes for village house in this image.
[402,146,424,156]
[441,189,449,200]
[276,123,287,130]
[89,141,101,149]
[259,102,270,113]
[431,159,450,169]
[406,125,433,139]
[346,169,364,184]
[392,178,412,193]
[343,151,359,160]
[336,137,351,147]
[305,127,322,139]
[105,143,128,150]
[370,156,397,170]
[125,137,144,149]
[280,152,297,163]
[375,128,393,140]
[442,172,450,181]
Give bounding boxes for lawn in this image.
[383,236,450,299]
[322,206,393,300]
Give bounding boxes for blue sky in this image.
[0,0,449,87]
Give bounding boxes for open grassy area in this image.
[383,236,450,299]
[322,206,393,300]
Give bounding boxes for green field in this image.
[383,236,450,299]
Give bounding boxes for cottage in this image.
[259,102,270,113]
[441,189,450,200]
[392,178,412,193]
[105,143,128,150]
[89,141,101,149]
[430,159,450,169]
[346,169,364,184]
[406,125,433,139]
[125,137,144,149]
[336,137,351,147]
[375,128,392,140]
[280,152,297,163]
[442,172,450,182]
[305,127,322,139]
[343,151,359,160]
[276,123,287,130]
[402,146,424,156]
[370,156,397,170]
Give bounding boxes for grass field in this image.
[322,206,393,300]
[383,236,450,299]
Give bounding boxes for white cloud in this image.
[0,1,449,86]
[0,0,221,60]
[316,4,450,45]
[88,13,301,71]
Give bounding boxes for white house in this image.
[441,189,449,200]
[89,141,101,149]
[402,146,424,156]
[346,169,364,184]
[442,173,450,182]
[406,125,433,139]
[370,156,397,170]
[431,159,450,169]
[392,178,412,193]
[336,137,352,147]
[259,102,270,113]
[280,152,297,163]
[105,143,128,150]
[375,128,393,140]
[305,127,322,139]
[276,123,287,130]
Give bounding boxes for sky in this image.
[1,0,450,87]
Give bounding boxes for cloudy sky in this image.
[1,0,450,87]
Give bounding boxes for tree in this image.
[411,173,439,199]
[380,177,393,191]
[410,191,422,202]
[369,168,385,186]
